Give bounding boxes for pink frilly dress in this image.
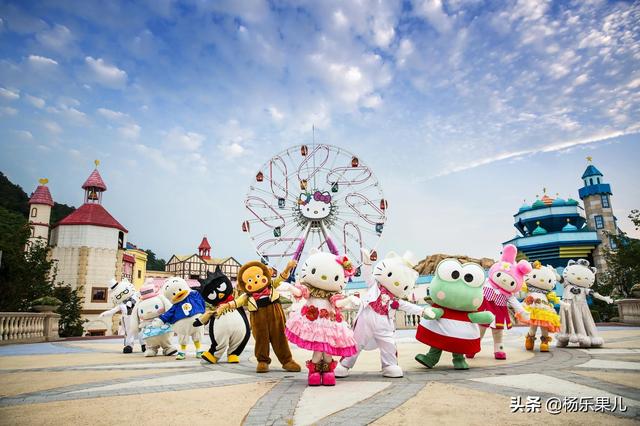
[285,285,358,357]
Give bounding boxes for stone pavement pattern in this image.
[0,327,638,425]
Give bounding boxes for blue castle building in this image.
[504,159,618,272]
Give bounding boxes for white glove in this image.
[603,296,614,304]
[360,248,373,266]
[422,307,436,319]
[99,311,108,318]
[151,318,164,327]
[560,301,571,308]
[348,295,361,308]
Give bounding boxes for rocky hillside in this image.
[414,254,495,275]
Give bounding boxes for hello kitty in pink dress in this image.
[286,249,360,386]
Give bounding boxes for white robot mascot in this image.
[100,278,142,353]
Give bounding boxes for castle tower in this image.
[198,236,211,260]
[578,157,617,272]
[27,178,54,249]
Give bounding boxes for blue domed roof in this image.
[519,203,531,212]
[562,221,578,232]
[532,223,548,235]
[532,199,546,209]
[552,197,566,206]
[566,198,579,206]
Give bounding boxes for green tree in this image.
[145,249,166,270]
[600,209,640,298]
[54,283,86,337]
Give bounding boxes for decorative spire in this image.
[29,178,54,206]
[586,156,593,163]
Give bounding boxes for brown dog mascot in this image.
[217,260,301,373]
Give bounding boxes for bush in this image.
[32,296,62,306]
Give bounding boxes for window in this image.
[91,287,108,303]
[595,215,604,229]
[601,194,610,208]
[30,207,37,217]
[137,270,142,279]
[609,236,618,250]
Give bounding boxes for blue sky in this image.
[0,0,639,262]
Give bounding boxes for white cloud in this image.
[361,93,383,109]
[0,106,18,116]
[13,130,33,140]
[413,0,453,34]
[573,73,589,86]
[35,24,73,52]
[134,144,177,173]
[25,94,45,108]
[165,127,205,151]
[97,107,129,121]
[27,54,58,67]
[118,123,141,140]
[627,78,640,89]
[42,120,62,134]
[0,87,20,100]
[267,106,284,121]
[85,56,128,89]
[422,130,638,180]
[219,142,247,159]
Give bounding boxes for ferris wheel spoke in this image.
[331,216,382,237]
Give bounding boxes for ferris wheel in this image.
[242,144,388,275]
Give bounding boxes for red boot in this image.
[322,360,337,386]
[306,360,321,386]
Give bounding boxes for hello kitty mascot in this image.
[285,249,360,386]
[471,244,531,360]
[557,259,613,348]
[335,249,435,378]
[130,282,178,357]
[99,278,142,353]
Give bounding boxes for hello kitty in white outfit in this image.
[335,249,435,378]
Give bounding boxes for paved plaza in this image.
[0,327,638,425]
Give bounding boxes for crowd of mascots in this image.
[101,243,614,386]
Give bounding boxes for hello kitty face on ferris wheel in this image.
[298,191,332,220]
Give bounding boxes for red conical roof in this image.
[55,203,127,232]
[29,184,54,207]
[82,169,107,191]
[198,237,211,250]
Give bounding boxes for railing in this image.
[395,311,422,329]
[0,312,61,344]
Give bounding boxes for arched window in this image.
[31,207,37,217]
[118,231,124,249]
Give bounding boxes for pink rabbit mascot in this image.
[471,244,531,360]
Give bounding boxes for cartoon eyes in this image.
[438,260,462,282]
[217,282,227,292]
[510,280,515,287]
[247,278,253,283]
[548,279,552,284]
[155,305,159,309]
[532,274,536,278]
[140,309,143,314]
[387,272,393,277]
[311,268,317,274]
[462,264,485,287]
[207,293,216,300]
[334,275,340,281]
[404,285,409,291]
[437,260,484,287]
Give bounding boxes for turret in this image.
[27,178,53,249]
[578,157,616,271]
